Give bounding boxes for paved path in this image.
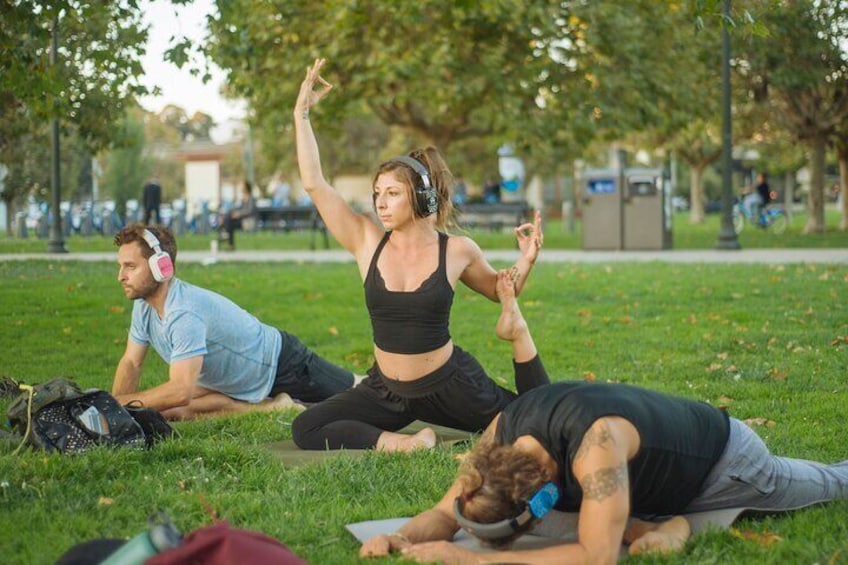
[1,248,846,264]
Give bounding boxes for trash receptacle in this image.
[582,167,671,251]
[622,168,672,250]
[581,169,622,250]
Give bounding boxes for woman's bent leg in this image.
[291,374,412,450]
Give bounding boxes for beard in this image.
[124,276,160,300]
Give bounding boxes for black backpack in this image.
[6,377,173,454]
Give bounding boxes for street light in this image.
[715,0,741,250]
[47,14,67,253]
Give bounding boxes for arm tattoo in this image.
[580,463,628,502]
[574,426,613,461]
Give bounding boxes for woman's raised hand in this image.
[295,58,334,116]
[515,210,544,264]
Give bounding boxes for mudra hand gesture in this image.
[295,58,333,117]
[515,210,544,265]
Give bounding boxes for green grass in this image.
[2,208,847,253]
[1,258,848,563]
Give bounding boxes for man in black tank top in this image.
[360,316,848,563]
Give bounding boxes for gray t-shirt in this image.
[129,278,282,402]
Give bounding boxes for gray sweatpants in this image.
[684,418,848,513]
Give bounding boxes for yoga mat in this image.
[346,507,747,558]
[265,421,477,467]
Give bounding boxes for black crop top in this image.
[364,231,454,354]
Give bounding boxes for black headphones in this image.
[453,481,560,541]
[390,155,438,218]
[141,229,174,282]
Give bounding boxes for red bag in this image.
[147,521,308,565]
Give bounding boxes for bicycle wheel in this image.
[769,212,788,234]
[732,211,745,234]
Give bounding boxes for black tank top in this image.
[364,232,454,354]
[497,382,730,516]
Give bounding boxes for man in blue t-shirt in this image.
[111,224,356,420]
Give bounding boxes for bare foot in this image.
[627,516,690,556]
[495,270,528,342]
[260,392,306,413]
[376,427,437,452]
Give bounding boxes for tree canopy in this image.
[0,0,150,226]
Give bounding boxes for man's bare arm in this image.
[112,339,147,396]
[113,356,202,411]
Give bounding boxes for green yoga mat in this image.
[265,421,477,467]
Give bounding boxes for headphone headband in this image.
[391,155,432,190]
[142,228,163,252]
[453,482,559,541]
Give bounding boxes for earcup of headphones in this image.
[148,251,174,282]
[415,185,438,217]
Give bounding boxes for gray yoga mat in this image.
[346,507,747,557]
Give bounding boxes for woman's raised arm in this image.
[294,58,380,259]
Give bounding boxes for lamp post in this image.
[715,0,741,250]
[47,14,67,253]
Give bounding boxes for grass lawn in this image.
[0,215,847,563]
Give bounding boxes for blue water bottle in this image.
[101,514,182,565]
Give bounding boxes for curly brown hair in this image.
[114,223,178,266]
[372,146,458,231]
[456,438,549,548]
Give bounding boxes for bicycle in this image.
[732,202,789,234]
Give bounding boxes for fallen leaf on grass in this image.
[110,306,125,314]
[717,395,734,405]
[767,367,787,381]
[98,496,113,506]
[743,417,777,428]
[328,326,339,336]
[706,363,723,372]
[583,371,597,382]
[730,528,782,546]
[831,336,848,346]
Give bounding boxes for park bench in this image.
[254,205,330,250]
[455,202,532,231]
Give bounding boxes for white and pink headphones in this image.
[141,229,174,282]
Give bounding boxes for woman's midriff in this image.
[374,341,454,381]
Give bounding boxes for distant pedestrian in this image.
[142,176,162,225]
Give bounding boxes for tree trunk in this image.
[784,171,795,220]
[3,198,12,237]
[839,147,848,231]
[803,134,827,234]
[688,164,706,224]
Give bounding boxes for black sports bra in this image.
[364,232,454,354]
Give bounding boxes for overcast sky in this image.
[137,0,246,126]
